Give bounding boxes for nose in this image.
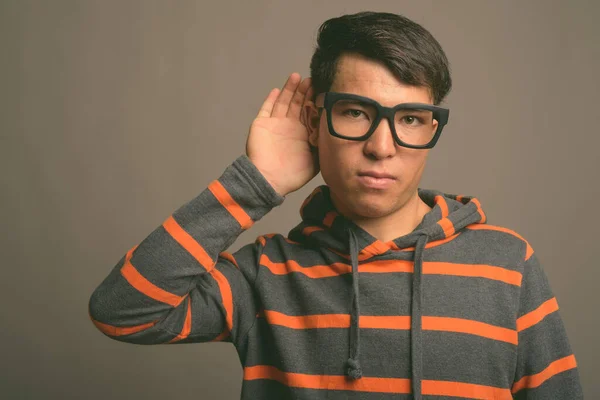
[363,116,397,159]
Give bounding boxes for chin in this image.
[346,191,398,219]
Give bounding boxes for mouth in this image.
[357,171,396,180]
[356,171,396,189]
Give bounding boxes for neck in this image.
[336,191,432,243]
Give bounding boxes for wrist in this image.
[246,156,287,197]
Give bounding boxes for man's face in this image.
[306,53,434,220]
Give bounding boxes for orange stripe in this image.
[401,232,461,252]
[91,317,157,336]
[210,329,230,342]
[323,211,337,228]
[424,316,518,345]
[263,310,350,329]
[219,251,238,268]
[424,261,522,286]
[168,298,192,343]
[262,310,411,330]
[512,354,577,393]
[260,256,519,286]
[163,215,214,271]
[283,237,300,245]
[456,194,464,203]
[302,226,324,236]
[361,240,392,257]
[327,247,373,261]
[244,365,411,393]
[261,255,352,278]
[437,218,455,238]
[261,311,515,344]
[435,195,449,218]
[423,380,512,399]
[466,224,533,260]
[471,198,487,223]
[243,365,512,397]
[260,256,413,276]
[386,240,401,250]
[208,180,253,230]
[121,247,184,307]
[257,235,266,246]
[516,297,559,332]
[209,268,234,333]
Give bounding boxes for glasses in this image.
[315,92,450,149]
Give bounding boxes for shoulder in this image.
[254,232,302,249]
[463,223,534,263]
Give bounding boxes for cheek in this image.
[398,149,429,180]
[318,142,346,182]
[317,130,353,177]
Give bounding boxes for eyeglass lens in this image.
[331,99,437,145]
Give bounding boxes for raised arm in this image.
[89,72,319,347]
[88,154,285,345]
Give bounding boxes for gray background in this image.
[1,1,598,399]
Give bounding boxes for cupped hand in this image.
[246,73,320,197]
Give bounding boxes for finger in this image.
[271,73,301,117]
[256,88,280,118]
[287,77,312,119]
[305,83,314,104]
[300,83,315,128]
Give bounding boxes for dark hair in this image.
[309,11,452,105]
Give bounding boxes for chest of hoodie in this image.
[244,236,521,384]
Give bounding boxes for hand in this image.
[246,73,319,197]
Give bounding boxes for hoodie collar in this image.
[289,185,486,254]
[288,185,487,399]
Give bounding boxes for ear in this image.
[303,100,321,147]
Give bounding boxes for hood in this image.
[288,185,487,399]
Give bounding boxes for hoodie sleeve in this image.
[511,252,583,399]
[88,155,284,346]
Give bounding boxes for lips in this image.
[357,171,396,180]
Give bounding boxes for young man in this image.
[89,11,583,399]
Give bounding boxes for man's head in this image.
[304,11,451,222]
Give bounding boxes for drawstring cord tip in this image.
[345,358,363,380]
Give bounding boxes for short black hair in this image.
[309,11,452,105]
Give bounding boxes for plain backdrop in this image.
[1,1,598,399]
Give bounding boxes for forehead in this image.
[331,53,433,105]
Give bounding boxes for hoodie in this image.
[89,154,583,399]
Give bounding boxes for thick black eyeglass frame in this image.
[314,92,450,149]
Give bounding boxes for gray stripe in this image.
[254,262,520,329]
[425,228,528,268]
[512,368,583,399]
[172,188,245,258]
[424,274,520,329]
[422,331,515,387]
[89,256,174,326]
[515,312,574,378]
[244,319,412,376]
[131,225,207,295]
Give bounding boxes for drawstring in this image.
[411,233,429,400]
[346,230,362,379]
[344,228,430,400]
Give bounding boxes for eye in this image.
[401,115,422,125]
[344,109,365,118]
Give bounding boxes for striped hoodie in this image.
[89,154,583,399]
